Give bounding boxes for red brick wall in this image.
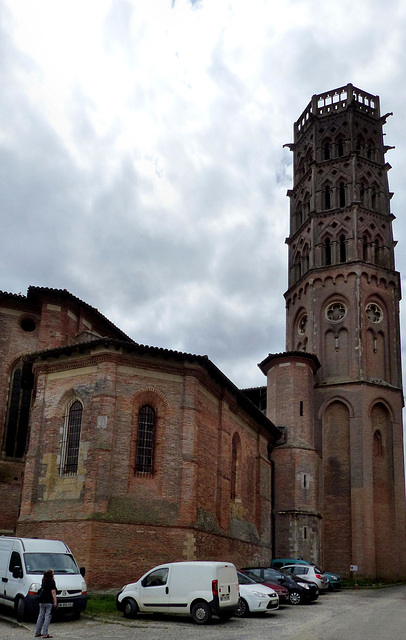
[16,348,273,588]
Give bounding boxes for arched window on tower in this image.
[324,141,331,160]
[61,400,83,476]
[360,182,366,205]
[337,139,344,157]
[371,189,377,210]
[324,185,331,210]
[339,181,346,207]
[135,405,155,473]
[231,433,240,500]
[325,238,332,266]
[363,235,369,261]
[3,362,33,459]
[339,234,347,262]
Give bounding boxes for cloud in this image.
[1,0,406,391]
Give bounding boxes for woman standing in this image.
[35,569,57,638]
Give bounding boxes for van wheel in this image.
[191,601,212,624]
[123,598,139,618]
[289,590,301,605]
[16,597,26,622]
[234,597,249,617]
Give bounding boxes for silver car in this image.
[281,564,329,592]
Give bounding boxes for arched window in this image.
[323,141,331,160]
[3,362,33,459]
[363,235,369,261]
[324,185,331,210]
[61,400,83,476]
[337,139,344,157]
[339,234,347,262]
[231,434,240,500]
[135,405,155,473]
[325,238,332,266]
[339,181,346,207]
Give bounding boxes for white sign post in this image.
[350,565,358,587]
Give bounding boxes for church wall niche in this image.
[322,401,351,576]
[371,402,395,579]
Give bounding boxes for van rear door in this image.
[217,565,239,608]
[139,566,170,613]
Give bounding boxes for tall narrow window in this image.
[324,142,330,160]
[363,235,369,261]
[337,139,344,157]
[324,185,331,210]
[339,234,347,262]
[339,182,346,207]
[4,363,33,459]
[325,238,332,265]
[231,436,238,500]
[61,400,82,476]
[135,405,155,473]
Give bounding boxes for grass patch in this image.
[85,593,118,617]
[341,578,406,589]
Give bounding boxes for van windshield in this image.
[24,553,79,575]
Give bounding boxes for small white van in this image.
[116,561,239,624]
[0,537,87,621]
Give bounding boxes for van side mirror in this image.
[80,567,86,577]
[12,566,23,579]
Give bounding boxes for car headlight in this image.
[252,591,270,598]
[297,582,309,589]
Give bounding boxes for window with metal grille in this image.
[4,364,32,459]
[61,400,82,476]
[135,405,155,473]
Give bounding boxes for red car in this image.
[239,570,290,604]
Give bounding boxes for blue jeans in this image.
[35,603,53,636]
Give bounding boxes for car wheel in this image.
[234,597,249,617]
[123,598,139,618]
[191,601,212,624]
[16,597,26,622]
[289,590,302,605]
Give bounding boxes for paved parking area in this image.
[1,586,406,640]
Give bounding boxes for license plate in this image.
[58,602,73,608]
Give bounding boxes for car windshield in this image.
[24,553,79,575]
[243,571,263,583]
[237,572,256,585]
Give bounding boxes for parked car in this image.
[281,564,329,592]
[271,558,341,591]
[235,571,279,617]
[324,571,341,590]
[241,567,319,605]
[116,561,239,624]
[241,569,290,604]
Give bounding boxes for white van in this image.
[116,561,239,624]
[0,537,87,621]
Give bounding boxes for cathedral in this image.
[1,84,405,587]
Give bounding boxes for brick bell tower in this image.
[262,84,406,579]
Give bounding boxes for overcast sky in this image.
[2,0,406,389]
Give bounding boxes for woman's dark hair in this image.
[42,569,54,583]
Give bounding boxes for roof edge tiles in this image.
[258,351,321,374]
